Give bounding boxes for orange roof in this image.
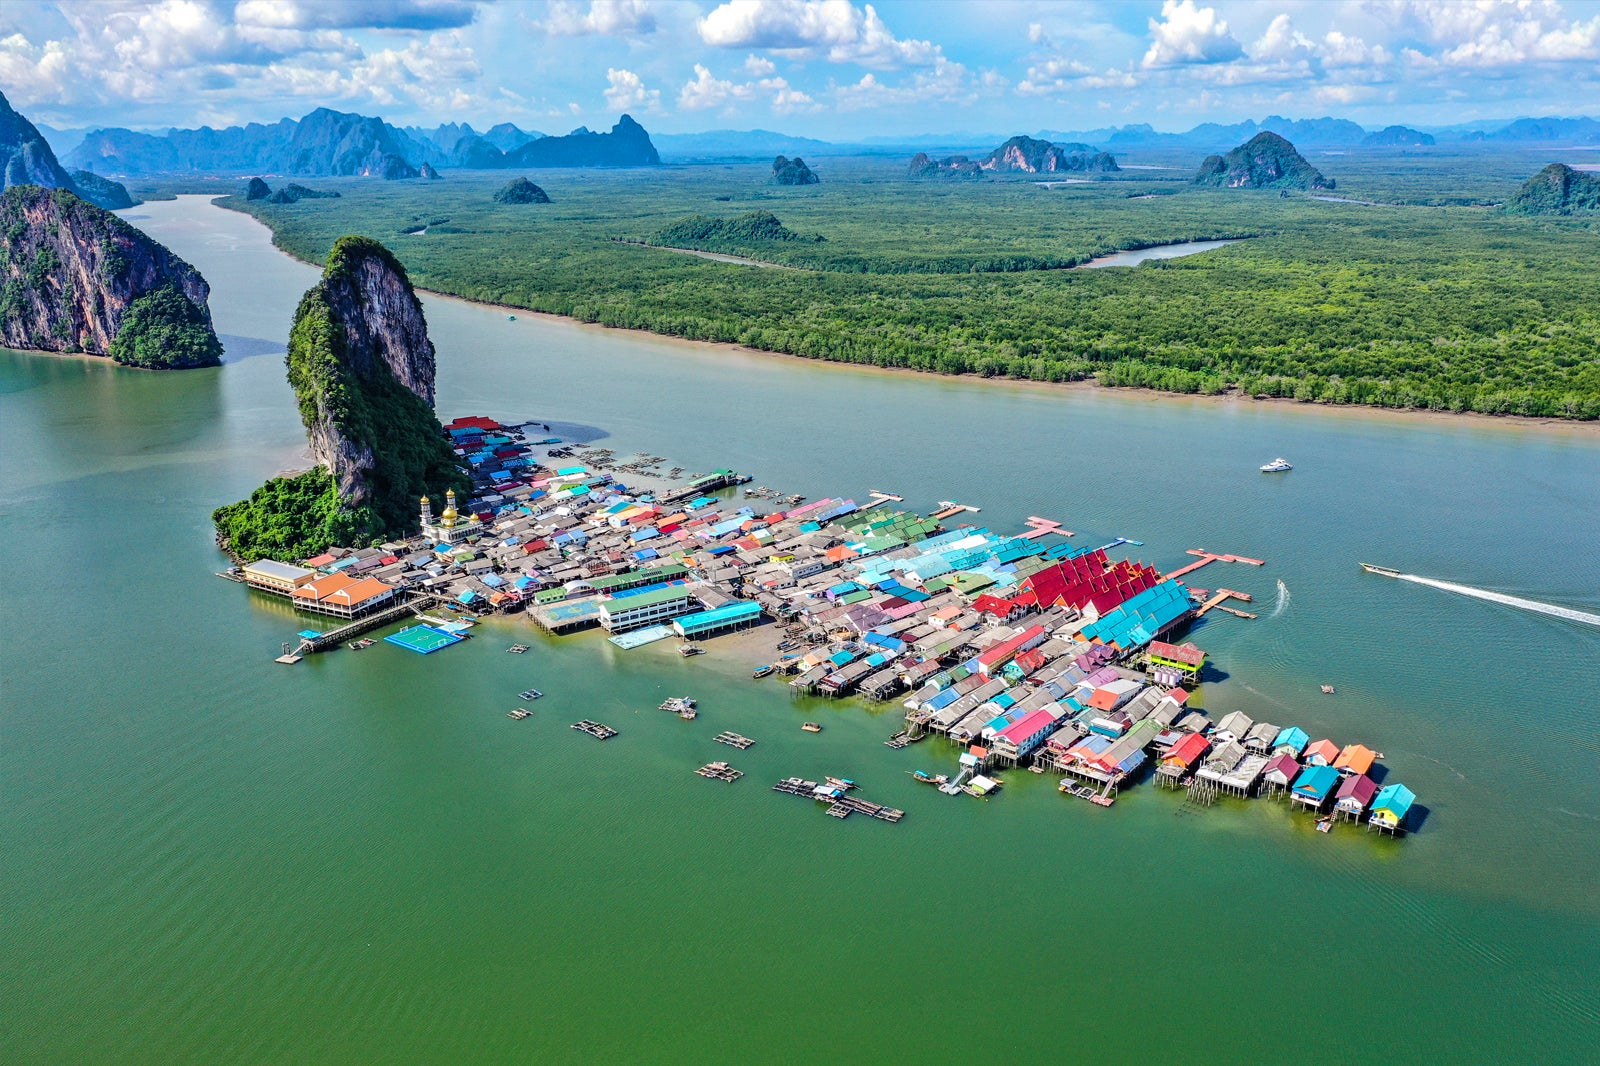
[293,571,358,600]
[1088,688,1120,711]
[322,577,394,608]
[825,544,857,562]
[1333,744,1376,775]
[968,745,989,758]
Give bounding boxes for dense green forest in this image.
[221,149,1600,419]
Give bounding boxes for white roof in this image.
[244,559,315,581]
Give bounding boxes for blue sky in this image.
[4,1,1598,135]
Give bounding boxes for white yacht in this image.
[1260,457,1293,473]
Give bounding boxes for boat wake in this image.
[1270,580,1290,618]
[1389,572,1600,628]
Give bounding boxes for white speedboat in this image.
[1260,457,1293,472]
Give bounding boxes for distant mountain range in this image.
[63,109,659,177]
[2,91,138,209]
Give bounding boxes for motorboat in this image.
[1260,457,1293,473]
[1360,563,1401,577]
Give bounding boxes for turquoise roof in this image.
[1291,764,1339,798]
[1077,580,1192,649]
[1372,783,1416,816]
[1274,726,1310,751]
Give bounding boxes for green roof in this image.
[601,586,695,613]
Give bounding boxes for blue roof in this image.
[1291,764,1339,798]
[673,600,762,634]
[1274,726,1310,751]
[1372,783,1416,816]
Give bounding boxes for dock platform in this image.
[714,731,755,750]
[571,720,618,739]
[695,761,743,782]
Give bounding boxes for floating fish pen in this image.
[714,731,755,750]
[801,722,823,733]
[772,778,905,822]
[518,689,544,701]
[507,643,530,654]
[695,761,743,782]
[507,708,532,720]
[571,720,618,740]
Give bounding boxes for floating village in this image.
[224,415,1419,835]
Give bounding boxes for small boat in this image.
[1260,457,1293,473]
[678,644,703,657]
[518,689,543,701]
[348,638,375,650]
[1360,562,1402,577]
[911,770,947,785]
[507,314,517,321]
[752,665,775,679]
[1320,684,1336,695]
[1316,818,1334,833]
[801,722,823,733]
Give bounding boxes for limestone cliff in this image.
[213,236,466,561]
[980,137,1118,174]
[1193,132,1333,190]
[0,184,221,367]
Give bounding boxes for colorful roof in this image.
[1335,773,1378,806]
[1372,783,1416,818]
[1163,732,1211,766]
[1273,726,1309,753]
[1291,764,1339,799]
[1333,744,1377,775]
[1148,640,1205,667]
[1303,738,1341,765]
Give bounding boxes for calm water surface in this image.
[4,197,1598,1063]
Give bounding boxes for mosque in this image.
[419,488,482,545]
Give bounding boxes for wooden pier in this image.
[280,592,443,658]
[695,761,743,782]
[571,720,618,739]
[713,731,755,750]
[1165,549,1266,582]
[1197,588,1255,617]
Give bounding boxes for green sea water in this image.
[3,197,1598,1063]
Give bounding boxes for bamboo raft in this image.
[695,761,743,782]
[714,731,755,750]
[571,720,618,739]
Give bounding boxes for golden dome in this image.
[420,494,431,504]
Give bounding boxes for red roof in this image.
[997,708,1058,744]
[971,593,1020,618]
[1163,732,1211,766]
[1149,640,1205,667]
[446,416,503,431]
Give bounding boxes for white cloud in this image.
[743,53,775,76]
[602,66,660,111]
[833,55,973,110]
[541,0,656,37]
[1251,13,1313,63]
[678,63,753,109]
[1379,0,1600,66]
[699,0,941,68]
[1142,0,1242,67]
[677,63,819,114]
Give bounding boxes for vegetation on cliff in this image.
[213,235,466,562]
[907,153,983,179]
[1504,163,1600,215]
[982,136,1118,174]
[1194,132,1334,190]
[652,211,816,247]
[0,184,220,367]
[771,156,819,185]
[266,182,340,204]
[245,177,271,200]
[494,177,550,204]
[108,283,224,368]
[67,170,138,209]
